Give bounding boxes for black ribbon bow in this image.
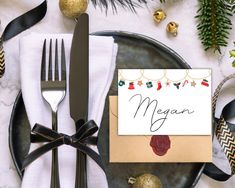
[22,120,105,172]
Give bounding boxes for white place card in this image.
[118,69,212,135]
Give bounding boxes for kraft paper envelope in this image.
[109,96,212,162]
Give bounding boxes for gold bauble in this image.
[153,9,166,23]
[128,174,162,188]
[166,22,179,36]
[59,0,88,19]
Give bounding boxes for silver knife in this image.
[69,13,89,188]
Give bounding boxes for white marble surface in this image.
[0,0,235,187]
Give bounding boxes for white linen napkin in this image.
[20,34,118,188]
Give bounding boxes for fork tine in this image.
[41,39,46,81]
[61,39,66,81]
[48,39,53,81]
[55,39,59,81]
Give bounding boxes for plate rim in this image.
[8,31,205,187]
[9,91,24,178]
[92,30,190,69]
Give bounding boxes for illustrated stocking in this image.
[157,81,162,90]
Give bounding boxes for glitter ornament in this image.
[59,0,88,19]
[128,173,162,188]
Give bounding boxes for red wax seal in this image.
[150,135,171,156]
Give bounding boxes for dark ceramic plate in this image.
[9,31,206,188]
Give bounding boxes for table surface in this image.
[0,0,235,187]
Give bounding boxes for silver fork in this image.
[40,39,66,188]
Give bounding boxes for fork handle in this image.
[51,148,60,188]
[51,111,60,188]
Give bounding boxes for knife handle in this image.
[75,120,87,188]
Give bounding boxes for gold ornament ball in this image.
[153,9,166,23]
[59,0,88,19]
[128,174,162,188]
[166,22,179,36]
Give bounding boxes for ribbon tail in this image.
[1,0,47,41]
[203,163,231,181]
[21,138,63,171]
[31,134,51,143]
[75,143,105,172]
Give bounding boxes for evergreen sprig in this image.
[160,0,234,53]
[225,0,235,13]
[196,0,233,52]
[92,0,147,12]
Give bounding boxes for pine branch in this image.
[225,0,235,13]
[91,0,147,11]
[196,0,233,53]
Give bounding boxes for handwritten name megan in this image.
[129,94,194,132]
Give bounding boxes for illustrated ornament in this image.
[146,81,153,88]
[128,82,135,90]
[201,79,209,87]
[150,135,171,156]
[191,81,196,87]
[137,80,143,86]
[119,70,210,89]
[182,80,188,87]
[166,81,170,86]
[153,9,166,23]
[166,22,179,36]
[59,0,88,19]
[119,80,125,86]
[173,82,181,89]
[128,173,162,188]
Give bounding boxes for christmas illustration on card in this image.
[118,69,212,135]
